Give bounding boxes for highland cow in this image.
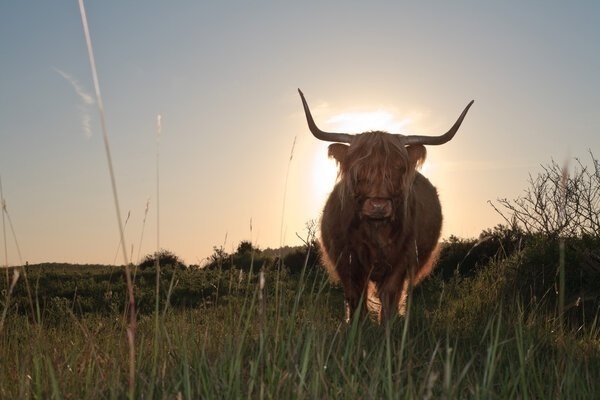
[299,89,473,323]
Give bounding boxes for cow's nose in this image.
[370,198,389,210]
[362,197,393,219]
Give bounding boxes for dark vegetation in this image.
[4,225,598,329]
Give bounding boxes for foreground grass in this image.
[1,257,599,399]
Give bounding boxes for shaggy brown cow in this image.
[299,89,473,323]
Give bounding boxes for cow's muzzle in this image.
[361,197,393,220]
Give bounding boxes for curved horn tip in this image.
[462,100,475,116]
[297,90,354,144]
[466,100,475,110]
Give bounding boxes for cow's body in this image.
[298,90,473,323]
[321,164,442,322]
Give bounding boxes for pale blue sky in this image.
[1,1,599,265]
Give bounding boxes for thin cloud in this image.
[54,68,94,104]
[54,67,94,137]
[78,105,93,138]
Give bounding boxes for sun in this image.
[325,109,411,133]
[310,142,339,208]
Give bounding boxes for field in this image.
[1,232,599,399]
[2,3,600,399]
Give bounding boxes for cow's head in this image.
[299,89,473,221]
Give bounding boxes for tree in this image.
[490,151,600,238]
[283,219,321,274]
[203,241,266,271]
[236,240,256,255]
[138,249,186,270]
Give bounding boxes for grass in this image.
[0,252,599,399]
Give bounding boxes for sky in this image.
[1,1,599,266]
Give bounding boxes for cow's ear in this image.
[406,145,427,169]
[328,143,349,164]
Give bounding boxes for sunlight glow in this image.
[326,110,411,133]
[310,142,339,211]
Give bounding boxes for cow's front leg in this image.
[337,256,369,323]
[377,270,406,324]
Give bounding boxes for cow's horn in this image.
[298,89,354,144]
[402,100,474,146]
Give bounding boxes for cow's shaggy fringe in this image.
[335,132,426,207]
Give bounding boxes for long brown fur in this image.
[319,131,442,323]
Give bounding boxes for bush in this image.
[435,225,525,280]
[515,235,600,326]
[138,249,186,270]
[491,151,600,238]
[204,241,275,272]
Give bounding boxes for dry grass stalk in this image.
[78,1,137,397]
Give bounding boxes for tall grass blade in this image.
[156,114,161,253]
[0,182,23,266]
[559,238,565,333]
[0,179,36,327]
[279,136,296,249]
[78,0,128,266]
[384,322,393,400]
[1,176,8,282]
[78,1,136,398]
[558,161,569,333]
[136,198,150,263]
[0,269,19,338]
[150,116,162,398]
[113,210,130,264]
